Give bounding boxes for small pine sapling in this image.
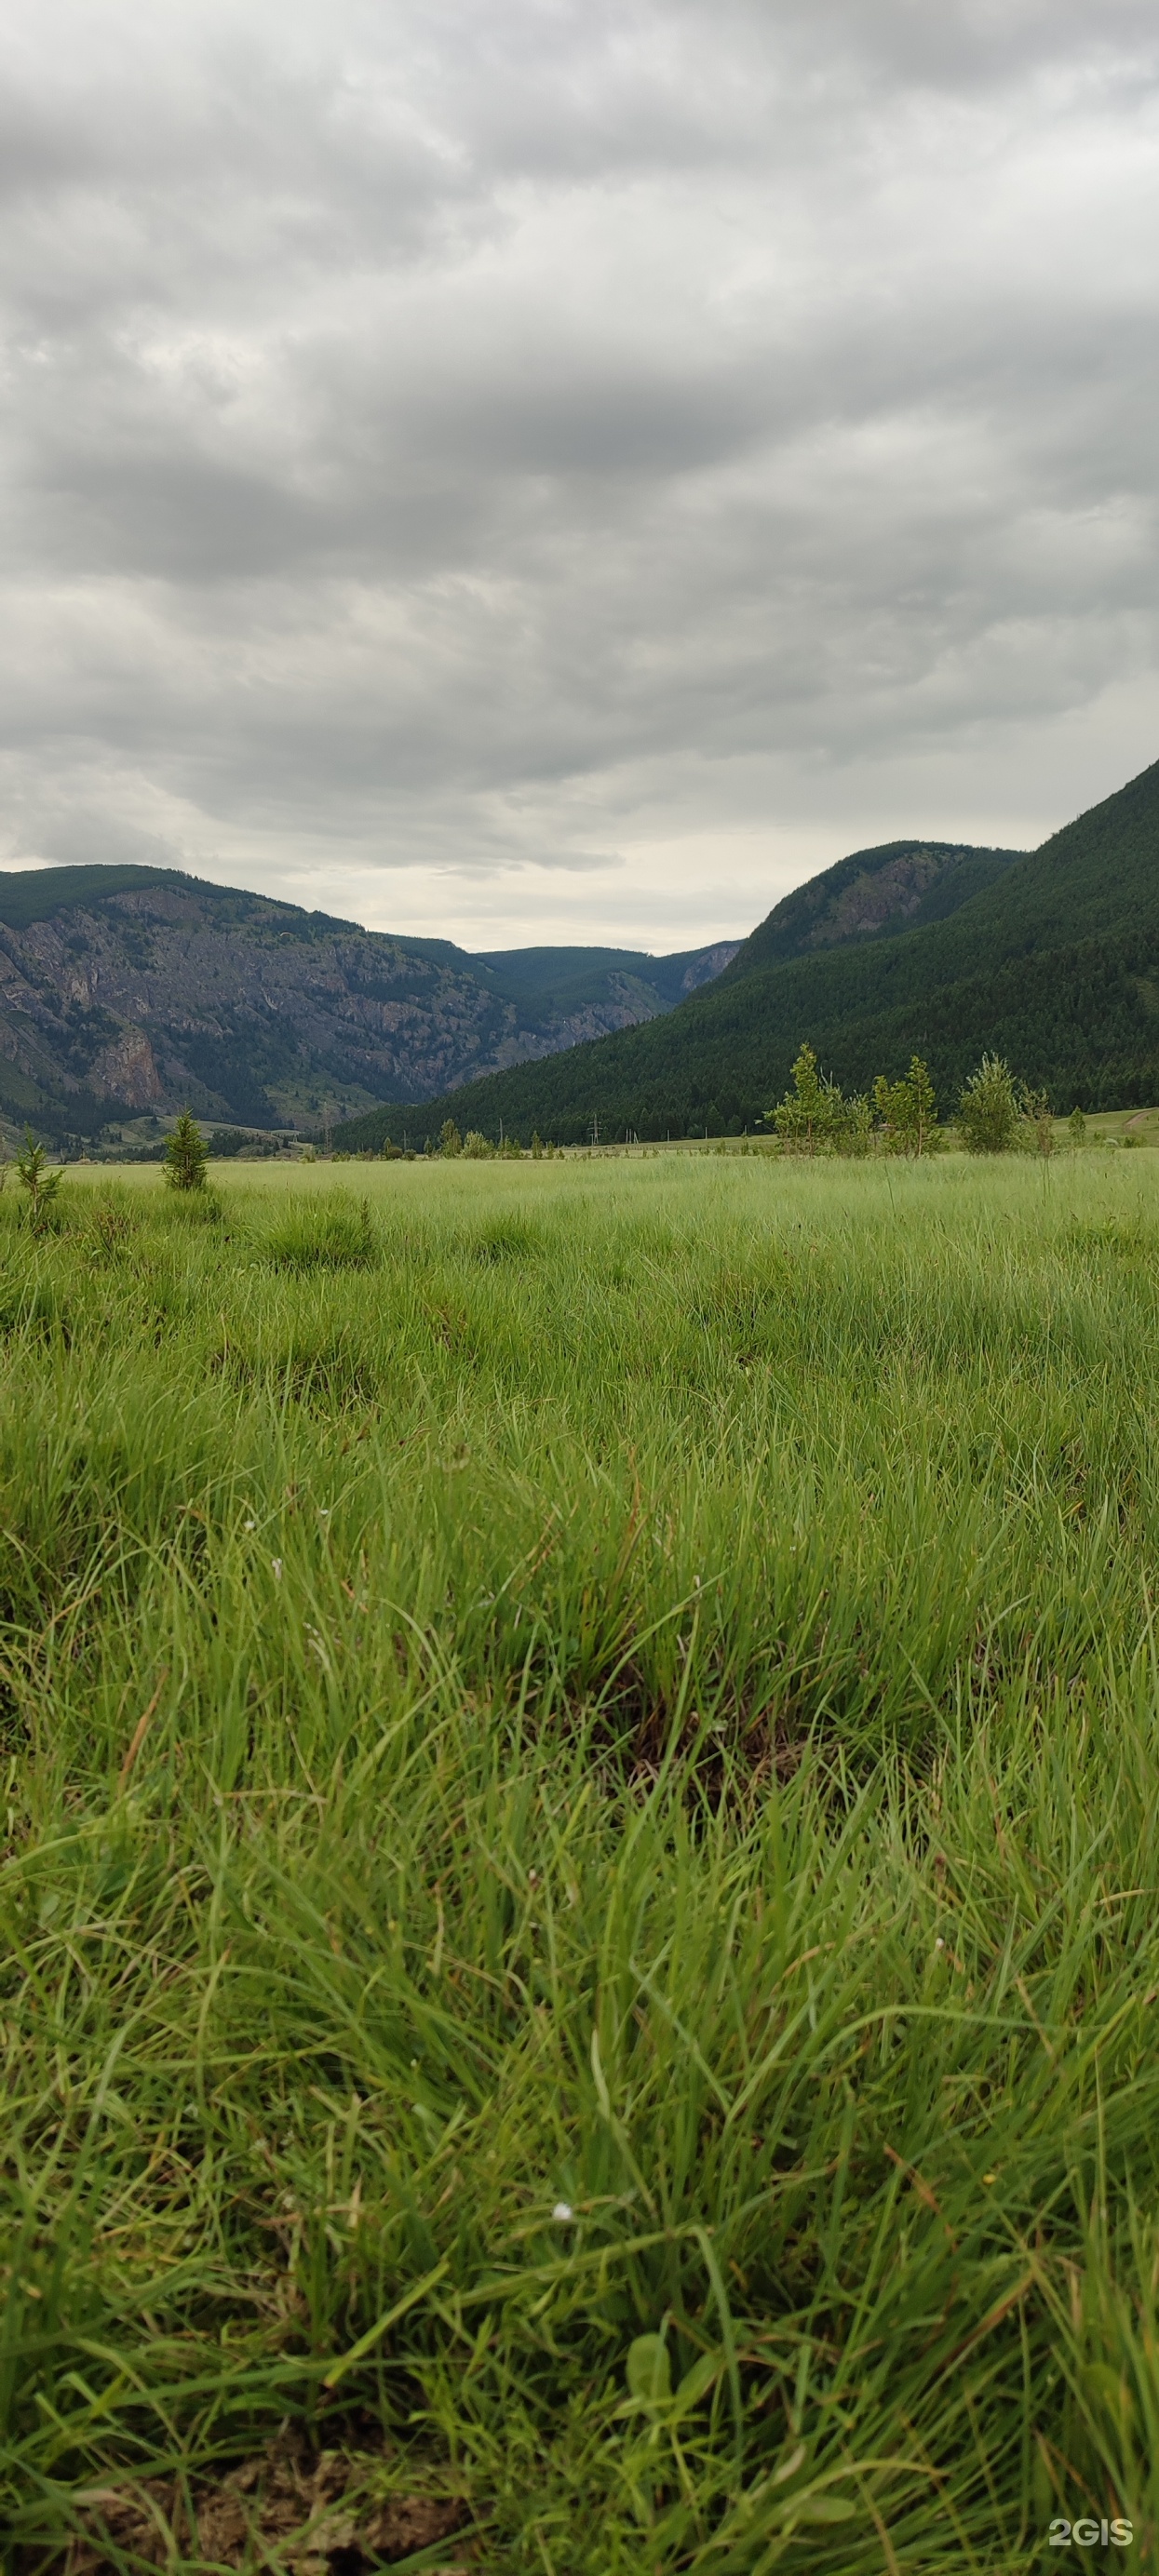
[871,1071,909,1151]
[957,1056,1019,1154]
[906,1055,937,1157]
[872,1055,938,1155]
[771,1042,869,1156]
[1020,1088,1054,1156]
[1068,1106,1087,1147]
[164,1108,209,1191]
[15,1127,64,1235]
[770,1043,836,1152]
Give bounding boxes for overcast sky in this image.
[1,0,1156,951]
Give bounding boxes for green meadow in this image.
[4,1150,1159,2571]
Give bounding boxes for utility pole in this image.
[590,1109,600,1147]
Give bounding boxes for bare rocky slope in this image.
[0,865,738,1138]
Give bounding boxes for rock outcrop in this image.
[0,866,734,1135]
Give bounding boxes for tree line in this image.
[337,1053,1082,1158]
[768,1045,1082,1155]
[48,1071,1082,1193]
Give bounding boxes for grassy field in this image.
[4,1150,1159,2572]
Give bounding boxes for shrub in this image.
[871,1056,939,1156]
[1021,1089,1055,1156]
[769,1043,869,1156]
[958,1055,1019,1154]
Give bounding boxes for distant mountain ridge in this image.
[0,865,739,1137]
[732,839,1024,973]
[9,760,1155,1148]
[331,758,1159,1147]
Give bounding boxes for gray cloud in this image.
[0,0,1156,946]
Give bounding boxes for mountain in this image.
[0,865,738,1138]
[733,839,1023,972]
[330,758,1159,1147]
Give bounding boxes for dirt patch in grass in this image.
[44,2431,471,2574]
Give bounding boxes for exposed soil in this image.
[32,2428,472,2574]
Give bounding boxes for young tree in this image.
[1020,1088,1054,1156]
[771,1042,869,1156]
[15,1128,64,1234]
[904,1055,937,1156]
[164,1108,209,1191]
[531,1131,544,1160]
[872,1072,903,1145]
[1068,1106,1087,1147]
[463,1130,494,1159]
[774,1042,827,1153]
[841,1093,872,1158]
[439,1120,463,1158]
[872,1055,938,1155]
[957,1056,1019,1153]
[771,1043,837,1153]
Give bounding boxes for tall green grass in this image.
[3,1153,1159,2569]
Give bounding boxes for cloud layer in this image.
[1,0,1156,945]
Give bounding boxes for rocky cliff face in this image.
[680,942,741,991]
[0,868,735,1136]
[730,839,1027,980]
[797,847,951,945]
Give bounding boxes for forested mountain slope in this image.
[332,758,1159,1146]
[732,839,1023,973]
[0,865,735,1136]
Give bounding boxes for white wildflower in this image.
[552,2201,574,2222]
